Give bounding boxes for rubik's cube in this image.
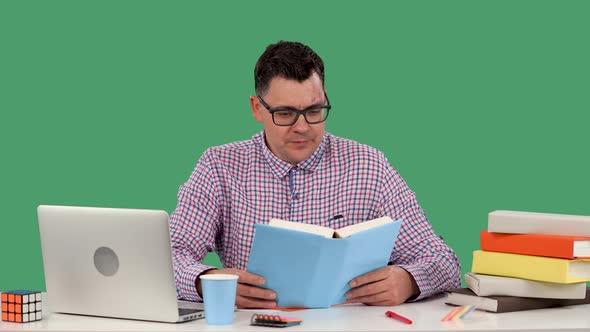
[1,290,42,323]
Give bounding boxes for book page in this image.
[569,260,590,278]
[334,216,393,238]
[446,289,497,312]
[464,273,482,295]
[268,219,335,238]
[574,241,590,257]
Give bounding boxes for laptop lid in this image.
[37,205,202,323]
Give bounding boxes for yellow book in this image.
[471,250,590,283]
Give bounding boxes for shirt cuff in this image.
[396,264,431,302]
[177,264,218,302]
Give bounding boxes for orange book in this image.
[480,230,590,259]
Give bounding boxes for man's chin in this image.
[287,151,314,164]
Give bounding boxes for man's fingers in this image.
[235,283,277,308]
[211,268,266,285]
[201,268,278,308]
[347,291,390,304]
[235,270,266,285]
[349,267,389,288]
[346,282,406,306]
[346,279,387,300]
[345,266,418,306]
[237,283,276,301]
[363,299,399,306]
[236,295,277,309]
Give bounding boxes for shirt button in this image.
[294,194,300,200]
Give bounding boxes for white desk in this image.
[2,293,590,332]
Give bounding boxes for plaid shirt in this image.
[169,131,461,301]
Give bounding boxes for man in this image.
[170,41,461,308]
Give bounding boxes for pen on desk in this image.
[385,311,412,325]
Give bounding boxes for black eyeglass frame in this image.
[256,92,331,126]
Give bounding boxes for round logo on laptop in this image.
[93,246,119,277]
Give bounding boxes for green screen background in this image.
[1,1,589,291]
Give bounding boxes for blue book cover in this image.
[246,218,403,308]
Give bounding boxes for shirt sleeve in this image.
[169,149,223,301]
[377,153,462,301]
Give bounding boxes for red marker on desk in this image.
[385,311,413,325]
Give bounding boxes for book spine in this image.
[303,238,346,308]
[471,250,589,283]
[480,231,574,259]
[467,273,587,299]
[488,211,590,237]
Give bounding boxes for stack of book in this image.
[446,210,590,313]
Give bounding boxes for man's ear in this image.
[250,96,263,123]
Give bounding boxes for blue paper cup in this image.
[200,274,239,325]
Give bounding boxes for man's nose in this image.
[290,113,310,132]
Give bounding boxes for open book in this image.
[246,216,403,308]
[268,216,395,238]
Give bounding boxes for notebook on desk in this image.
[37,205,205,323]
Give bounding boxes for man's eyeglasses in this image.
[256,92,331,126]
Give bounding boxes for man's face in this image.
[250,73,327,165]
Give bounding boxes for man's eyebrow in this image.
[273,100,326,110]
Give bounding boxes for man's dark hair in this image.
[254,41,325,97]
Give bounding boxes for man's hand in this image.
[197,268,277,309]
[345,266,419,306]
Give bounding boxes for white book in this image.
[465,273,587,299]
[488,210,590,237]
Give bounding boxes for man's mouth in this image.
[290,140,308,146]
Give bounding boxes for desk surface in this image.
[2,293,590,332]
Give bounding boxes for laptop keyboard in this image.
[179,308,201,316]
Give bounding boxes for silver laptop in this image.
[37,205,205,323]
